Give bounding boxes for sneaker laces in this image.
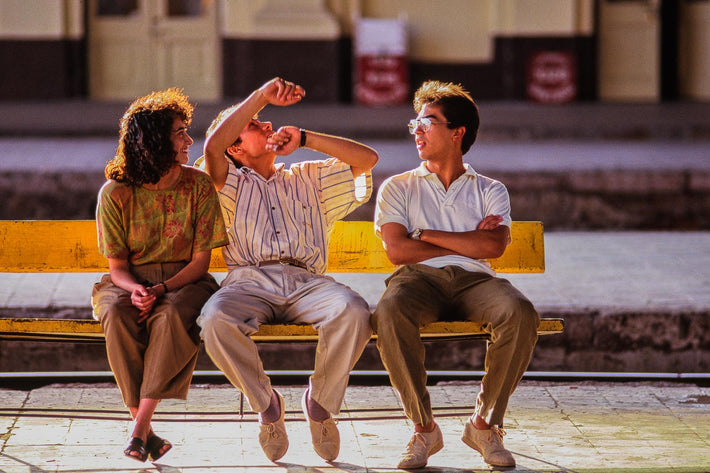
[265,423,280,439]
[489,425,507,444]
[318,418,338,440]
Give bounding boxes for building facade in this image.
[2,0,709,103]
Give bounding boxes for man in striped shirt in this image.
[196,77,379,463]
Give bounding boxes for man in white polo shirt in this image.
[196,77,378,463]
[372,80,539,469]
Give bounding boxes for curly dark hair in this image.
[105,88,194,186]
[413,81,479,155]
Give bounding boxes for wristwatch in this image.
[410,228,423,240]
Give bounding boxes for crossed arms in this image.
[379,215,510,266]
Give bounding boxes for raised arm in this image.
[267,127,379,177]
[301,130,379,177]
[203,77,305,189]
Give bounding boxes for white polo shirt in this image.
[374,162,511,276]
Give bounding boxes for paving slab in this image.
[0,381,709,472]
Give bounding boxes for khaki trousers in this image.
[91,262,219,408]
[371,264,539,427]
[197,264,372,415]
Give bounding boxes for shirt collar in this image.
[239,162,285,178]
[415,161,478,179]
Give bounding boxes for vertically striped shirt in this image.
[216,158,372,274]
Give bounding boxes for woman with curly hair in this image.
[92,88,227,463]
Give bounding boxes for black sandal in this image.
[123,437,148,462]
[146,434,172,461]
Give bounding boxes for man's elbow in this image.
[384,245,408,266]
[364,150,379,171]
[488,241,508,259]
[203,138,222,161]
[387,254,408,266]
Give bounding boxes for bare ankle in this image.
[415,421,436,433]
[473,414,490,430]
[259,391,281,424]
[305,389,330,422]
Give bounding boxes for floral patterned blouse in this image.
[96,166,228,266]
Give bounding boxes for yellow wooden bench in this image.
[0,220,563,343]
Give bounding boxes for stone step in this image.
[3,169,709,229]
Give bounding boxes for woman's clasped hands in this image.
[130,285,159,323]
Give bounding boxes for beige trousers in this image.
[91,262,219,408]
[371,264,539,427]
[197,264,372,415]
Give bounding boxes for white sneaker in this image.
[302,389,340,461]
[258,391,289,462]
[397,423,444,469]
[461,418,515,467]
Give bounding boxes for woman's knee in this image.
[151,303,194,332]
[97,300,136,327]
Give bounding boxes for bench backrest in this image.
[0,220,544,273]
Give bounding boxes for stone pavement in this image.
[1,381,708,472]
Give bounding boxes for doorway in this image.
[598,0,710,102]
[88,0,220,101]
[678,0,710,100]
[597,0,661,101]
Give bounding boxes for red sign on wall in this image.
[526,51,577,103]
[354,55,409,106]
[353,17,409,106]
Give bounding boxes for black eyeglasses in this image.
[408,117,451,134]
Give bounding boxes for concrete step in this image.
[3,101,710,141]
[3,168,709,230]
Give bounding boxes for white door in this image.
[598,0,660,101]
[88,0,220,101]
